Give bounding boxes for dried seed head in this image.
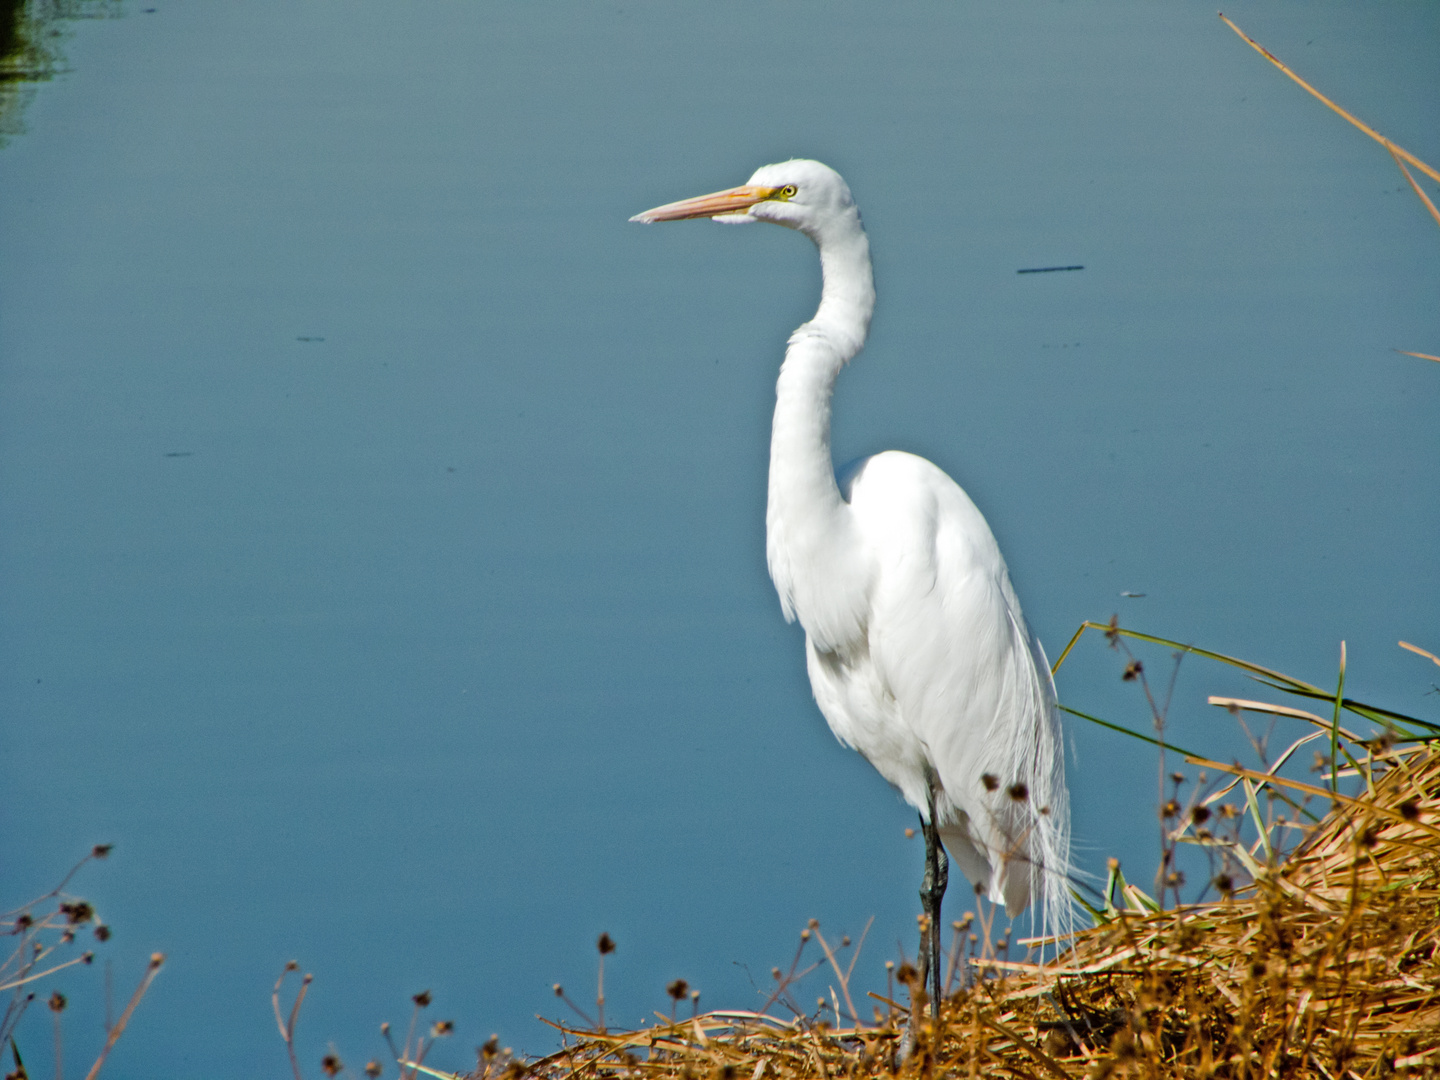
[1107,857,1120,872]
[48,991,66,1013]
[1170,772,1185,785]
[1123,659,1143,681]
[322,1054,343,1077]
[1105,615,1120,646]
[894,962,918,986]
[365,1061,383,1078]
[1191,806,1211,825]
[432,1021,454,1037]
[61,901,94,924]
[413,990,432,1008]
[667,979,689,1002]
[884,961,895,972]
[1400,798,1422,822]
[1007,783,1029,802]
[94,924,111,942]
[904,827,915,839]
[981,774,999,792]
[799,928,810,941]
[597,933,616,955]
[482,1035,500,1059]
[807,918,819,929]
[16,913,32,930]
[771,967,782,981]
[92,844,113,859]
[690,989,700,1001]
[553,984,563,997]
[1161,799,1179,819]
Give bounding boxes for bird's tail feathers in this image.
[1016,622,1076,959]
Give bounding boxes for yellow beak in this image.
[630,185,783,223]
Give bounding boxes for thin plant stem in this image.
[82,953,163,1080]
[1218,13,1440,185]
[1331,642,1348,795]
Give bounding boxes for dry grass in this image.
[409,741,1438,1080]
[394,622,1440,1080]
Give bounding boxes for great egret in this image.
[631,160,1071,1007]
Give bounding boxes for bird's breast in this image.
[805,631,933,809]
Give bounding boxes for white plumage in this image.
[633,159,1071,966]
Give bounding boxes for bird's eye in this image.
[780,184,798,199]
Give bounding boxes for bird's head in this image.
[630,159,858,243]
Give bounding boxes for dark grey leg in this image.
[918,787,948,1019]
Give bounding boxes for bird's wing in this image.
[844,450,1068,919]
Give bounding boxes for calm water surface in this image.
[1,3,1436,1077]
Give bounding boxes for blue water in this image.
[2,2,1436,1077]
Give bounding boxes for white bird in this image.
[631,160,1071,1003]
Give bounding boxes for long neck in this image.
[765,215,875,649]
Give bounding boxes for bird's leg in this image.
[919,785,949,1021]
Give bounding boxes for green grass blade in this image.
[1245,680,1440,734]
[1054,621,1440,734]
[1049,624,1090,675]
[1123,883,1160,914]
[1243,779,1275,865]
[1071,887,1110,928]
[1105,862,1123,915]
[1053,621,1329,693]
[1058,704,1204,760]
